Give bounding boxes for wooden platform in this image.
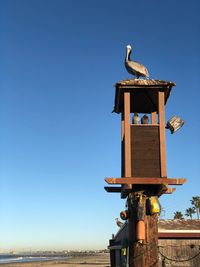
[104,177,186,197]
[113,79,175,114]
[105,177,186,185]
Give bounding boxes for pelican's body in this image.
[125,45,149,79]
[115,218,124,228]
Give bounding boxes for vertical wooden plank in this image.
[148,214,159,266]
[124,92,131,177]
[121,112,125,177]
[121,113,125,142]
[158,91,167,177]
[151,111,157,124]
[120,92,132,197]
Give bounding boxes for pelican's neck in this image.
[125,48,131,61]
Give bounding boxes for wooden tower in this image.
[105,79,186,267]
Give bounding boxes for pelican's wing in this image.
[127,61,149,77]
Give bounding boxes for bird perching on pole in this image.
[115,218,124,228]
[125,45,149,79]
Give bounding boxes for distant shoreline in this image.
[0,252,110,267]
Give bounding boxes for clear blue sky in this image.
[0,0,199,251]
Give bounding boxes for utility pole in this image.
[105,79,186,267]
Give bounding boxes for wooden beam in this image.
[151,111,157,124]
[158,91,167,177]
[121,112,128,197]
[121,112,124,177]
[158,232,200,239]
[121,92,132,197]
[124,92,131,177]
[165,187,176,194]
[157,185,176,196]
[131,124,158,127]
[105,177,186,185]
[104,186,121,193]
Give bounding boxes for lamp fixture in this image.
[166,115,184,134]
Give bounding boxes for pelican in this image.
[115,218,124,228]
[125,45,149,79]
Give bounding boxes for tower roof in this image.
[113,79,175,114]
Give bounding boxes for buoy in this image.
[149,196,160,214]
[136,220,145,241]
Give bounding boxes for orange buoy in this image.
[136,220,145,241]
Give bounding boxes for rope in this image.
[127,243,200,265]
[159,249,200,263]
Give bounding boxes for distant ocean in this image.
[0,255,67,264]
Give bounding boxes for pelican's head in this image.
[126,44,132,50]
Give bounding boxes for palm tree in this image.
[185,207,195,219]
[190,196,200,219]
[174,211,184,220]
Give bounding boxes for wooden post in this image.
[158,91,167,177]
[124,92,131,177]
[151,111,157,124]
[128,194,138,267]
[128,194,159,267]
[121,92,132,196]
[121,112,125,177]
